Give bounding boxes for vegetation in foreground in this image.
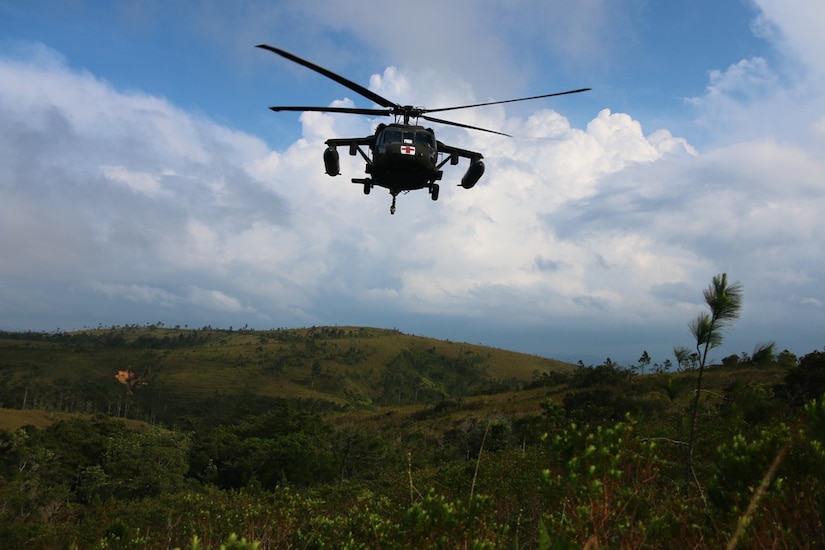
[1,291,824,547]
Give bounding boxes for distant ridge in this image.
[0,325,575,425]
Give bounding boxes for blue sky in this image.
[2,0,824,366]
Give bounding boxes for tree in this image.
[751,341,776,365]
[101,429,191,499]
[684,273,743,493]
[673,346,692,371]
[637,351,651,375]
[721,354,740,366]
[776,349,825,406]
[776,349,798,369]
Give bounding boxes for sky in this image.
[2,0,824,367]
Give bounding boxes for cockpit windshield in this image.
[379,127,435,148]
[382,129,402,144]
[415,132,435,148]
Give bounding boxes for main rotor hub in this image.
[392,105,424,124]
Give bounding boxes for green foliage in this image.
[673,345,694,371]
[719,382,777,427]
[0,326,567,425]
[560,362,650,424]
[400,490,506,548]
[177,534,260,550]
[569,362,631,389]
[98,429,191,500]
[688,273,743,357]
[776,348,797,369]
[705,401,825,546]
[446,415,514,460]
[804,396,825,442]
[775,349,825,406]
[380,347,490,404]
[751,341,776,365]
[539,417,674,547]
[683,273,744,496]
[187,408,338,489]
[722,353,740,366]
[170,486,322,548]
[3,325,825,548]
[332,424,392,485]
[707,425,791,518]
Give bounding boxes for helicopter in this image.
[257,44,590,214]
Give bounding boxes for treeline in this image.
[0,325,394,350]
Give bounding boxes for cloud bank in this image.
[2,14,824,364]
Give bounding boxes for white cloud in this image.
[794,296,823,309]
[706,57,777,98]
[2,39,824,364]
[186,287,250,313]
[101,165,168,199]
[751,0,825,78]
[687,2,825,145]
[91,282,180,307]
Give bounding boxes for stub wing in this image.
[436,141,483,162]
[325,136,375,148]
[323,136,376,176]
[435,141,485,188]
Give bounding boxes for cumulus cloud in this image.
[2,37,824,364]
[751,0,825,78]
[687,2,825,145]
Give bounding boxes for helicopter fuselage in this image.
[324,122,485,212]
[368,123,440,191]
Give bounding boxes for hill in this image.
[0,325,574,425]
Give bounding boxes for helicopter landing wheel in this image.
[430,183,440,201]
[390,194,397,215]
[363,182,371,195]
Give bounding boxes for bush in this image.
[775,349,825,406]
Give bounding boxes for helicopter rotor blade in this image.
[421,114,511,137]
[268,106,392,116]
[423,88,591,114]
[257,44,398,110]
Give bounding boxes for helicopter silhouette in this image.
[257,44,589,214]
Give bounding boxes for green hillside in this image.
[0,325,573,425]
[1,326,823,549]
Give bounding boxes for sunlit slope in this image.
[0,326,575,412]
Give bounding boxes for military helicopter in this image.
[257,44,589,214]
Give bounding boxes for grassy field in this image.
[0,408,61,431]
[0,408,152,432]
